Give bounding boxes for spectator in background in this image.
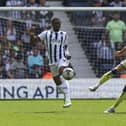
[25,0,39,28]
[97,34,114,76]
[27,46,44,78]
[5,48,16,78]
[109,0,123,7]
[2,42,11,64]
[7,53,27,78]
[0,21,5,39]
[21,29,31,62]
[91,13,106,27]
[121,0,126,22]
[6,0,23,19]
[92,0,108,6]
[5,19,17,44]
[12,40,26,59]
[100,0,108,6]
[91,0,106,27]
[122,0,126,6]
[37,0,53,30]
[27,24,38,47]
[36,41,45,56]
[0,55,6,78]
[0,62,6,78]
[105,12,126,51]
[21,28,31,50]
[26,0,38,6]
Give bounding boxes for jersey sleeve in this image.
[38,31,47,41]
[64,32,68,46]
[63,32,71,58]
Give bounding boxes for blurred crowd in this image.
[0,0,53,79]
[0,0,126,78]
[63,0,126,7]
[69,0,126,77]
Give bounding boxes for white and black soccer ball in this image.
[62,67,74,80]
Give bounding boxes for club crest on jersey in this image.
[52,39,61,45]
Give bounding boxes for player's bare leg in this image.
[104,85,126,113]
[89,64,125,92]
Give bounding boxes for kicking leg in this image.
[89,71,113,91]
[89,64,125,92]
[104,85,126,113]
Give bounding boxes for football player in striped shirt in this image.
[30,17,72,107]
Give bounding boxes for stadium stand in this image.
[0,0,53,79]
[1,0,126,78]
[63,0,90,7]
[65,0,126,77]
[0,0,6,6]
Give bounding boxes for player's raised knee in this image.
[111,69,117,75]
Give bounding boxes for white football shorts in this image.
[49,58,70,77]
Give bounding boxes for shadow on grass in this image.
[115,112,126,115]
[33,111,65,114]
[14,111,65,114]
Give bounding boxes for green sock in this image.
[112,92,126,109]
[98,71,113,86]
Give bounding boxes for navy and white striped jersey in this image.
[38,30,68,64]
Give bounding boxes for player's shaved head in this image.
[51,17,61,32]
[51,17,60,22]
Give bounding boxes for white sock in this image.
[57,76,71,102]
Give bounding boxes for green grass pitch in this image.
[0,99,126,126]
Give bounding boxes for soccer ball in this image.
[62,67,74,80]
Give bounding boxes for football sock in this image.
[57,76,71,101]
[96,71,113,87]
[112,92,126,109]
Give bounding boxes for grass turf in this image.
[0,99,126,126]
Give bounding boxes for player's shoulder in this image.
[40,30,51,36]
[42,29,50,34]
[59,31,67,35]
[38,30,49,39]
